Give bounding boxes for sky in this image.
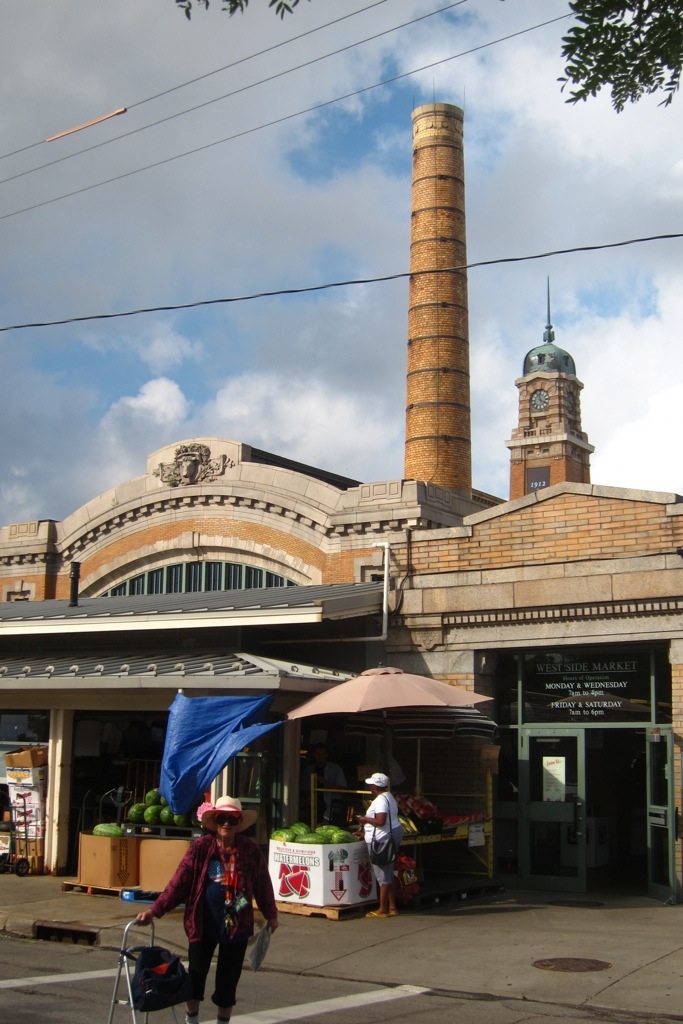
[1,0,682,525]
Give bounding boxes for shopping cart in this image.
[106,919,192,1024]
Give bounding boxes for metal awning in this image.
[0,582,383,635]
[0,651,353,693]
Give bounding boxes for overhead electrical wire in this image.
[0,12,570,223]
[1,232,679,334]
[0,0,396,164]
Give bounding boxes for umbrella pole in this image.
[415,737,422,796]
[382,710,394,775]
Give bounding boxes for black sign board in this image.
[526,466,550,492]
[523,648,651,722]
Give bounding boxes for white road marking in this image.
[0,968,116,989]
[0,968,429,1022]
[231,985,430,1023]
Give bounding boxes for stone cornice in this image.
[444,596,683,628]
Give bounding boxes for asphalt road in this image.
[0,933,675,1024]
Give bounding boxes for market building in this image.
[1,102,681,900]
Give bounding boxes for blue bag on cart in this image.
[129,945,192,1012]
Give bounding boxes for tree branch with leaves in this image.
[560,0,683,110]
[175,0,306,19]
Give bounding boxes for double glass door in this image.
[519,727,674,900]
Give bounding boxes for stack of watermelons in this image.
[126,789,195,829]
[270,821,361,844]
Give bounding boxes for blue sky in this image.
[1,0,683,525]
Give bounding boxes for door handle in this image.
[570,794,583,838]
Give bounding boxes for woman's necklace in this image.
[218,844,239,932]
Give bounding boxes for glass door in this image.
[520,728,586,892]
[646,727,675,902]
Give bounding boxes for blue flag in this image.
[159,692,280,814]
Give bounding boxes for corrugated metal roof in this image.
[0,650,352,690]
[0,582,383,635]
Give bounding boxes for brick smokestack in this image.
[404,102,471,493]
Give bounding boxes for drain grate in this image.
[35,920,98,945]
[533,957,611,972]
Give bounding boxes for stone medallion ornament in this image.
[154,443,232,486]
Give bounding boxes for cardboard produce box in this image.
[139,838,191,892]
[4,746,48,769]
[8,785,45,838]
[6,764,47,788]
[269,840,375,908]
[16,838,44,873]
[78,833,139,888]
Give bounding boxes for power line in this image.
[1,232,679,334]
[0,0,469,189]
[0,0,395,165]
[0,12,570,223]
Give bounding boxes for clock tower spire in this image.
[505,283,594,500]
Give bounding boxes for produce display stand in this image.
[402,777,494,881]
[311,775,494,881]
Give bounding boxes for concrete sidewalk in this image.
[1,875,683,1020]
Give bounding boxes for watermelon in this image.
[127,802,147,824]
[288,822,310,837]
[274,828,297,842]
[298,833,323,844]
[144,804,162,824]
[159,806,175,825]
[93,823,124,837]
[145,788,162,806]
[331,830,354,843]
[159,796,168,807]
[174,813,190,827]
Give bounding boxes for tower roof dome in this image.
[523,282,576,376]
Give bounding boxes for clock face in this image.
[530,389,549,412]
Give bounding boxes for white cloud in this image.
[139,325,204,374]
[102,378,190,429]
[204,372,403,482]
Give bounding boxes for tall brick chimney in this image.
[404,102,471,494]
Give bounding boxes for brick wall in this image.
[405,494,681,573]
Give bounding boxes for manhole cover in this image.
[548,900,605,908]
[533,957,611,972]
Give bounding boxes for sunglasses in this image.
[214,812,241,826]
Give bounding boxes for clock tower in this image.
[506,292,594,500]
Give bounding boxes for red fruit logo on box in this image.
[278,863,310,900]
[358,861,373,898]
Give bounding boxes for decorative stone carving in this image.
[413,629,441,652]
[154,443,232,486]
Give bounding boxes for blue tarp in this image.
[159,693,280,814]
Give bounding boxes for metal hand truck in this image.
[0,794,31,876]
[106,920,188,1024]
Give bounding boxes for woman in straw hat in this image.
[136,795,278,1024]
